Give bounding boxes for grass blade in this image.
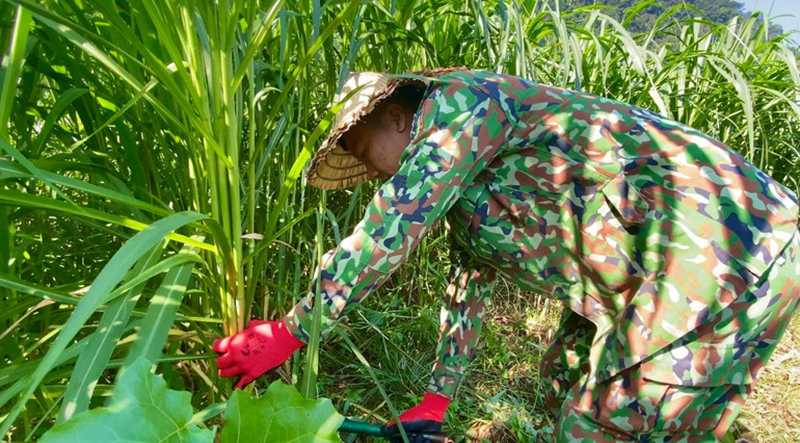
[0,6,31,140]
[124,238,203,367]
[0,273,82,305]
[0,188,213,252]
[0,211,207,436]
[57,240,168,422]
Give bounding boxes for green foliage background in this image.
[1,0,798,440]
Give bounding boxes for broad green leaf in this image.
[41,357,213,443]
[220,381,344,443]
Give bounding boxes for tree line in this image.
[549,0,785,37]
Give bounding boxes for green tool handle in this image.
[339,418,384,436]
[338,418,449,442]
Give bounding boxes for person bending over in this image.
[213,68,800,441]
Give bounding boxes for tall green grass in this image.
[1,0,798,440]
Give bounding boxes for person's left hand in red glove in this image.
[212,319,305,388]
[380,392,451,442]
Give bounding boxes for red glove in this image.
[212,319,304,389]
[380,393,450,442]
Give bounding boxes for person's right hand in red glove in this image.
[212,319,305,389]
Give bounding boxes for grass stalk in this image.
[301,191,327,399]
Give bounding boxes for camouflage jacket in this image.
[285,70,799,398]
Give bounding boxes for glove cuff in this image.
[274,319,305,351]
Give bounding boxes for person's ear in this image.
[383,103,411,133]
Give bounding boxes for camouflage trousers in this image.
[541,235,800,442]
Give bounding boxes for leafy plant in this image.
[41,357,343,443]
[222,381,343,443]
[40,357,215,443]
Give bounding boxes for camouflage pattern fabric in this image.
[540,309,595,412]
[284,70,800,435]
[558,365,750,442]
[428,248,495,396]
[555,234,799,441]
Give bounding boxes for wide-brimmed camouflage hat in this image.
[307,68,464,190]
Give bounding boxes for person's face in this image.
[342,103,414,182]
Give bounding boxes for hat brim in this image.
[307,68,465,190]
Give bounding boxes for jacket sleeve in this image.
[284,79,511,342]
[427,249,496,399]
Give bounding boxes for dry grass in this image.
[734,313,800,443]
[462,290,800,442]
[462,290,561,442]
